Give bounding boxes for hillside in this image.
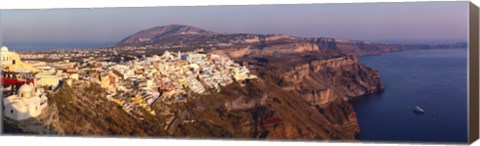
[115,24,466,56]
[4,54,380,140]
[119,24,217,44]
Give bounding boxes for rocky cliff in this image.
[279,55,383,103]
[164,74,364,140]
[157,49,384,140]
[116,25,466,57]
[314,38,467,56]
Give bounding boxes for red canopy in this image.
[2,78,34,87]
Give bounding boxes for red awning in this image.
[2,78,34,86]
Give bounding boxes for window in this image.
[12,59,16,65]
[10,110,13,114]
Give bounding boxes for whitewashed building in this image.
[3,83,48,121]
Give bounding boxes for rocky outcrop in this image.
[171,52,383,140]
[314,38,467,56]
[211,47,254,58]
[209,41,320,59]
[167,77,361,140]
[197,35,385,140]
[280,55,384,103]
[260,42,319,56]
[246,54,383,139]
[254,55,378,140]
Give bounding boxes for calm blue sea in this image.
[352,48,468,143]
[3,42,114,51]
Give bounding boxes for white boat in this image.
[413,106,425,113]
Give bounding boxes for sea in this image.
[3,42,114,51]
[352,48,468,143]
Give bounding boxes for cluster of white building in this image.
[79,49,257,117]
[1,46,54,121]
[19,49,105,60]
[2,45,257,120]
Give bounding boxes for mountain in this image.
[118,24,217,44]
[115,24,466,57]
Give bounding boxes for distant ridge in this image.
[115,24,467,56]
[118,24,217,44]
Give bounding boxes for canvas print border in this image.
[0,1,479,144]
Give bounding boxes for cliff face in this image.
[167,76,362,140]
[181,47,380,140]
[279,55,384,104]
[249,55,382,139]
[314,38,467,56]
[261,42,320,56]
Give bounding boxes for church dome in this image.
[1,46,9,52]
[19,84,33,93]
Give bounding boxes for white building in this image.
[187,54,206,64]
[161,51,175,60]
[3,83,48,121]
[35,73,60,90]
[1,46,20,66]
[1,46,40,73]
[66,69,80,80]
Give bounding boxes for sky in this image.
[0,1,469,50]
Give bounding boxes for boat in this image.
[413,106,425,113]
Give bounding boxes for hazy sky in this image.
[0,1,469,49]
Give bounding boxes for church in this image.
[1,45,20,66]
[1,46,49,121]
[3,83,48,121]
[1,46,39,73]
